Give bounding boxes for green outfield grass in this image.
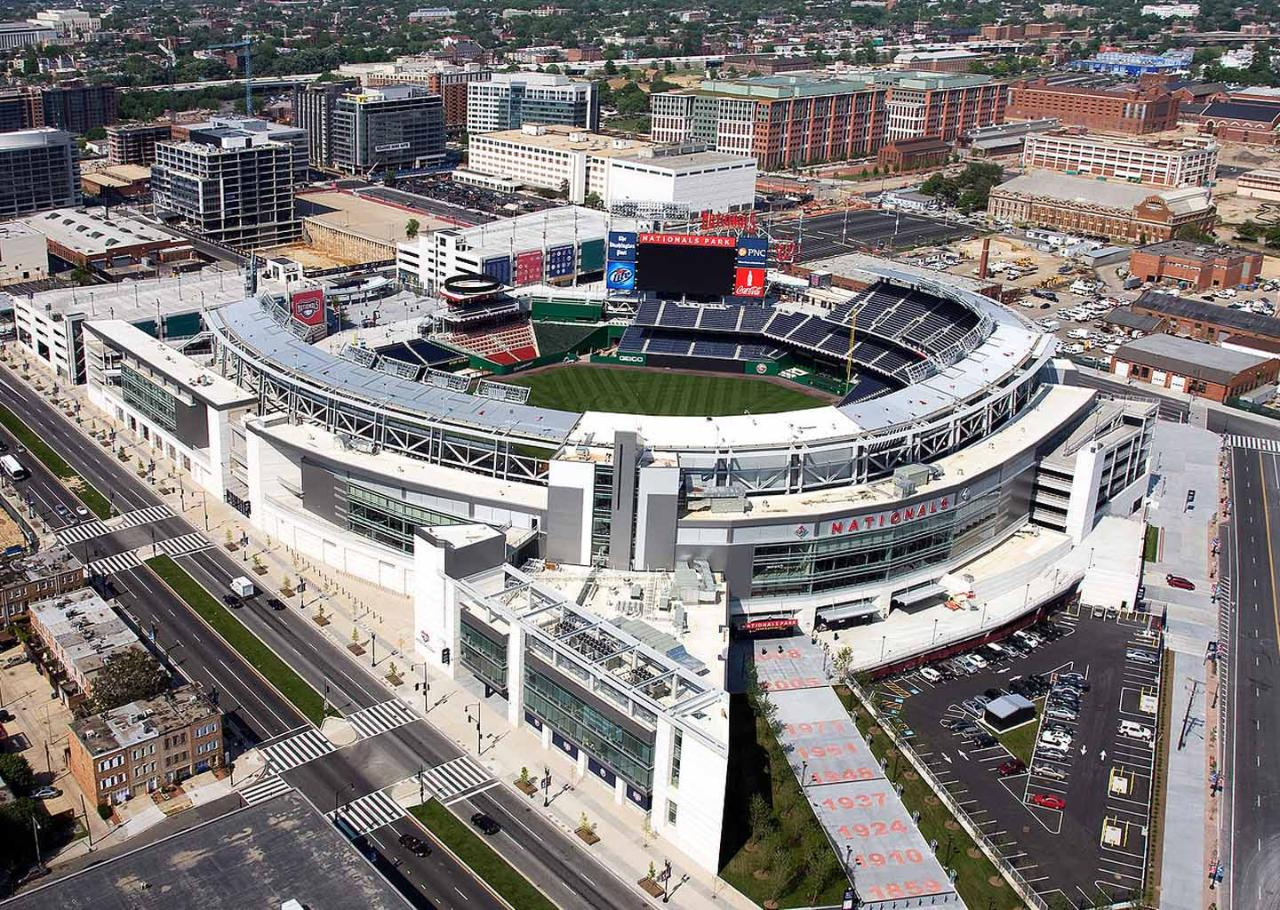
[504,365,830,416]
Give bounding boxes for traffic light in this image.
[441,647,451,665]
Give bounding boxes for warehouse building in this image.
[1129,240,1263,291]
[1131,288,1280,344]
[1109,332,1279,402]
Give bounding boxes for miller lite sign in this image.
[290,288,326,327]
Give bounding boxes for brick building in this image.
[28,588,145,706]
[0,546,83,621]
[1180,100,1280,145]
[1131,289,1280,344]
[879,71,1007,143]
[1129,240,1264,291]
[1007,77,1180,134]
[1109,333,1279,402]
[68,686,224,806]
[878,137,951,172]
[105,122,172,166]
[987,171,1215,243]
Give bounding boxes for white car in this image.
[1118,721,1153,741]
[967,653,989,670]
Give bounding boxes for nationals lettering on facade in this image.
[821,495,954,536]
[637,232,738,248]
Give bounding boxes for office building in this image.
[987,171,1215,243]
[0,222,48,286]
[468,126,652,202]
[152,122,300,250]
[172,116,308,185]
[652,74,887,170]
[1140,3,1199,16]
[875,71,1006,143]
[1238,167,1280,201]
[0,128,80,218]
[1007,77,1180,134]
[292,79,358,169]
[606,147,757,215]
[31,8,101,41]
[332,85,446,175]
[892,49,988,74]
[39,81,118,134]
[1021,133,1218,187]
[467,73,598,135]
[69,686,224,806]
[0,21,56,51]
[0,89,40,133]
[106,122,173,166]
[338,60,490,131]
[1109,333,1279,402]
[1129,240,1262,291]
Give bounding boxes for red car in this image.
[1166,574,1195,591]
[997,759,1026,777]
[1031,793,1066,810]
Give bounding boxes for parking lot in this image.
[769,209,973,262]
[878,607,1164,907]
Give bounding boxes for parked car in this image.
[919,666,943,683]
[1118,721,1153,742]
[997,759,1026,777]
[1166,574,1195,591]
[1031,793,1066,810]
[75,506,89,518]
[3,654,29,669]
[31,786,61,799]
[972,732,998,748]
[1045,707,1078,722]
[1032,764,1067,781]
[470,813,501,835]
[1126,648,1158,665]
[1055,672,1090,690]
[967,653,989,670]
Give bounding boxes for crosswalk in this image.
[156,532,211,559]
[109,504,174,530]
[259,729,335,774]
[55,520,108,545]
[419,754,496,805]
[348,699,418,740]
[1225,434,1280,453]
[329,788,404,836]
[240,774,292,806]
[86,551,142,576]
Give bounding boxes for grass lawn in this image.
[718,693,850,909]
[1143,524,1160,562]
[837,686,1024,910]
[504,365,829,416]
[145,555,329,725]
[0,403,112,519]
[409,801,557,910]
[603,114,651,132]
[996,704,1042,767]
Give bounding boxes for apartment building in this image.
[1007,77,1180,134]
[0,89,40,133]
[69,686,224,806]
[293,80,358,170]
[1021,132,1218,187]
[332,85,446,175]
[467,73,598,135]
[106,122,172,166]
[39,81,117,134]
[28,588,146,705]
[652,74,887,170]
[152,124,300,250]
[0,128,80,218]
[988,171,1215,243]
[876,71,1006,143]
[0,545,83,620]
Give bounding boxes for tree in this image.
[603,58,617,75]
[804,841,840,903]
[583,191,602,208]
[0,754,35,795]
[86,649,169,714]
[405,218,420,238]
[1236,220,1261,242]
[748,793,774,841]
[1175,223,1216,243]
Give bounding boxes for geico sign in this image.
[824,496,953,536]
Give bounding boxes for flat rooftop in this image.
[475,124,654,156]
[1114,332,1274,384]
[3,790,409,910]
[298,190,456,247]
[72,685,217,757]
[2,266,254,322]
[22,208,172,257]
[1138,240,1251,262]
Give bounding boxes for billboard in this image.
[482,256,511,286]
[290,288,326,326]
[514,249,543,286]
[733,267,766,298]
[606,260,636,291]
[701,211,758,233]
[636,233,736,297]
[579,238,605,273]
[735,237,768,268]
[607,231,637,262]
[546,244,575,278]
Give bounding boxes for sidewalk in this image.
[18,353,756,910]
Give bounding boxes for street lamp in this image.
[542,766,551,807]
[465,702,482,756]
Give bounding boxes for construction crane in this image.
[205,34,254,116]
[157,41,177,123]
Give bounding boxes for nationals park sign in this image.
[810,493,957,538]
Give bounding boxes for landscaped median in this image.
[0,403,112,519]
[409,801,557,910]
[145,554,330,725]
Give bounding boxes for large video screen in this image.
[636,242,736,298]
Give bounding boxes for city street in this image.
[1222,441,1280,910]
[0,362,647,910]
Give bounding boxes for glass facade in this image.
[337,479,463,553]
[459,620,508,693]
[120,365,178,433]
[590,463,613,565]
[524,663,655,790]
[750,486,1017,598]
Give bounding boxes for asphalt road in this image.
[1222,447,1280,910]
[0,365,647,910]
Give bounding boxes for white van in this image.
[1118,721,1153,741]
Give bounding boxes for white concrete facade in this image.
[1022,133,1218,188]
[0,223,47,287]
[605,152,757,215]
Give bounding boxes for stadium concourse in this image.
[72,236,1156,904]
